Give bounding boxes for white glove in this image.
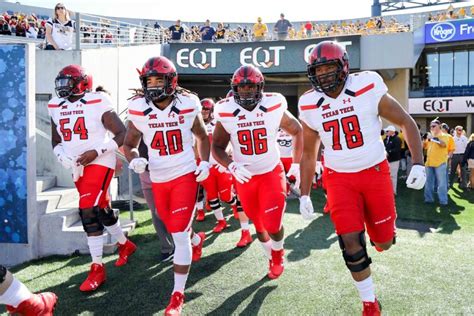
[315,161,324,175]
[194,161,210,182]
[299,195,317,221]
[286,163,300,189]
[129,158,148,174]
[228,162,252,184]
[72,164,84,182]
[53,144,76,169]
[406,164,426,190]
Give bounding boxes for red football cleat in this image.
[268,249,284,279]
[362,298,381,316]
[196,209,205,222]
[231,204,239,219]
[236,229,252,248]
[79,263,106,292]
[6,292,58,316]
[115,239,137,267]
[212,219,228,233]
[192,232,206,262]
[165,291,185,316]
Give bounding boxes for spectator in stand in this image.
[424,119,449,206]
[458,7,466,19]
[26,19,38,38]
[304,21,313,37]
[215,22,225,42]
[45,3,75,50]
[200,19,216,42]
[9,15,18,35]
[274,13,292,40]
[384,126,402,195]
[0,15,11,35]
[253,17,267,41]
[168,19,184,42]
[450,126,469,189]
[463,133,474,190]
[297,24,307,39]
[154,21,161,29]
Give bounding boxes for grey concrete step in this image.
[36,176,56,193]
[38,187,79,212]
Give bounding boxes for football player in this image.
[298,41,426,315]
[0,265,57,315]
[48,65,136,292]
[212,65,303,279]
[123,56,209,316]
[200,98,253,247]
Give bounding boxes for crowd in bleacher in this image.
[1,4,473,46]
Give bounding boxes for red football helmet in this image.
[139,56,178,103]
[231,65,264,110]
[55,65,93,98]
[307,41,349,93]
[201,98,215,122]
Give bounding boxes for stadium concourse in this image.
[0,1,474,315]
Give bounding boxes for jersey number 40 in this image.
[151,129,184,156]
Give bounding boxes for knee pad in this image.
[97,206,118,227]
[79,206,104,234]
[0,265,6,284]
[171,231,192,265]
[338,231,372,273]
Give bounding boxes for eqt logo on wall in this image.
[303,41,354,63]
[176,48,222,69]
[430,22,456,42]
[240,46,285,68]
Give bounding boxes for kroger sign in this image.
[425,18,474,44]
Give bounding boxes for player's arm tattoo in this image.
[212,122,232,168]
[191,113,210,162]
[123,121,142,162]
[378,93,424,165]
[102,111,126,147]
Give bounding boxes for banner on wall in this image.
[425,18,474,44]
[163,36,360,75]
[0,44,28,244]
[409,96,474,114]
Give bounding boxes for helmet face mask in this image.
[307,61,345,94]
[306,41,349,94]
[231,65,264,111]
[139,57,178,104]
[55,65,91,99]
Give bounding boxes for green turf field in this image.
[4,184,474,315]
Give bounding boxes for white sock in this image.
[0,278,32,308]
[173,272,188,294]
[196,200,203,210]
[191,232,201,246]
[213,208,224,221]
[354,276,376,302]
[240,221,250,230]
[259,240,272,259]
[271,239,284,251]
[87,235,104,265]
[104,220,127,245]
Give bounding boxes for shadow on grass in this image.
[207,276,274,316]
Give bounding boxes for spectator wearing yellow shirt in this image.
[471,6,474,17]
[441,123,455,186]
[424,120,449,205]
[458,7,466,19]
[253,17,267,41]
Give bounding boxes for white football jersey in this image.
[298,71,388,172]
[48,92,116,169]
[277,128,293,158]
[205,119,218,165]
[128,93,201,183]
[216,93,287,175]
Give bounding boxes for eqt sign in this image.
[176,48,222,69]
[240,46,285,68]
[423,99,452,112]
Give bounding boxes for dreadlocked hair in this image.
[128,88,145,100]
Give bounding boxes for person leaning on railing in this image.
[45,3,75,50]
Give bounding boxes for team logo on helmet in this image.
[231,65,264,111]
